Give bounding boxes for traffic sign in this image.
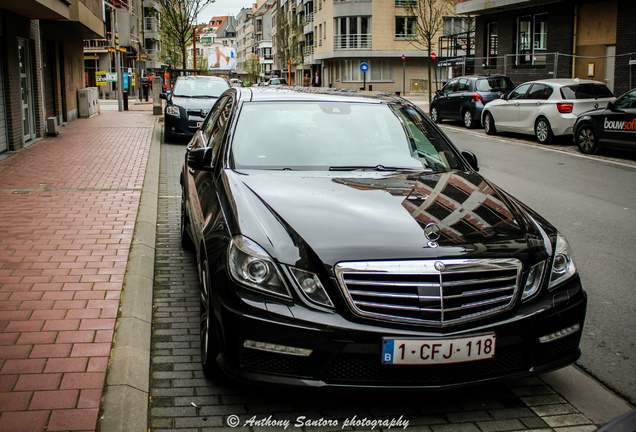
[431,52,437,60]
[360,62,369,73]
[402,54,405,61]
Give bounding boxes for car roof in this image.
[235,87,404,104]
[521,78,607,87]
[174,75,227,82]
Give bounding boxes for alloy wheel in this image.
[535,118,553,144]
[577,126,599,154]
[463,110,473,128]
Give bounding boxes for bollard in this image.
[123,92,128,111]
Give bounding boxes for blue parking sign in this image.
[360,62,369,73]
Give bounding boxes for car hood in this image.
[170,96,218,110]
[225,170,550,268]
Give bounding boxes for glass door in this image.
[19,39,36,142]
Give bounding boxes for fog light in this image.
[539,324,581,343]
[243,340,312,357]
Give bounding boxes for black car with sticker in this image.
[574,88,636,154]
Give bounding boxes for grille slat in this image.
[335,259,522,327]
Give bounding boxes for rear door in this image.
[517,83,553,132]
[447,78,471,120]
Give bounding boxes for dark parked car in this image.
[430,75,515,128]
[181,87,587,388]
[161,75,229,142]
[574,87,636,154]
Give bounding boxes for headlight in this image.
[166,105,181,117]
[290,267,333,308]
[228,236,290,299]
[548,233,577,289]
[521,261,546,301]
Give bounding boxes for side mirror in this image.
[461,150,479,172]
[187,147,214,170]
[607,100,616,111]
[435,89,443,96]
[500,93,507,100]
[159,93,167,100]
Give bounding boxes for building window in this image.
[343,59,392,82]
[516,13,547,66]
[395,16,417,39]
[443,16,471,36]
[319,24,323,46]
[485,21,498,67]
[335,16,371,49]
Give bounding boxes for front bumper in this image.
[164,111,206,138]
[213,278,587,389]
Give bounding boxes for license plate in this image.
[382,334,496,365]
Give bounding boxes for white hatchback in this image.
[481,79,614,144]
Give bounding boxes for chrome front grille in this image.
[335,259,522,326]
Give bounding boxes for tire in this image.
[463,110,477,129]
[535,117,554,144]
[483,112,496,135]
[576,124,600,155]
[430,107,442,123]
[200,259,223,380]
[180,194,194,249]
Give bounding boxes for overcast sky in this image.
[196,0,255,24]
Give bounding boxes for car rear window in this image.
[476,77,515,92]
[560,84,614,99]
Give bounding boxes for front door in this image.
[19,39,36,143]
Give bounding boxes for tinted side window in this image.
[457,79,470,92]
[508,83,531,100]
[201,96,229,145]
[526,84,553,100]
[443,80,458,94]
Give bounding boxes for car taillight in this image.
[557,102,574,113]
[471,93,484,104]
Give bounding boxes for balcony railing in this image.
[105,0,136,14]
[333,34,372,50]
[334,0,371,3]
[395,0,417,6]
[83,39,110,50]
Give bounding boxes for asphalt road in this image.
[440,123,636,406]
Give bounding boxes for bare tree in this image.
[243,54,261,85]
[155,0,215,69]
[403,0,454,103]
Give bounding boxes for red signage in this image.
[402,54,405,61]
[431,52,437,60]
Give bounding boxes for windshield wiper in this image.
[329,165,419,172]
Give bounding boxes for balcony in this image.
[395,0,418,6]
[334,34,372,50]
[84,39,111,53]
[105,0,136,14]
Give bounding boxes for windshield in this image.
[560,84,614,99]
[173,79,229,97]
[231,102,463,172]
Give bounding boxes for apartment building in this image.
[236,7,256,79]
[84,0,146,100]
[312,0,440,93]
[456,0,636,95]
[1,0,103,153]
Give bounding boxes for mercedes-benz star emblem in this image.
[424,222,441,242]
[201,109,209,117]
[434,261,445,272]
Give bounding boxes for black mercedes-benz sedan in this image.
[181,87,587,389]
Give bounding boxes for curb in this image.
[98,117,161,432]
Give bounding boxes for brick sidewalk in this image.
[0,103,157,432]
